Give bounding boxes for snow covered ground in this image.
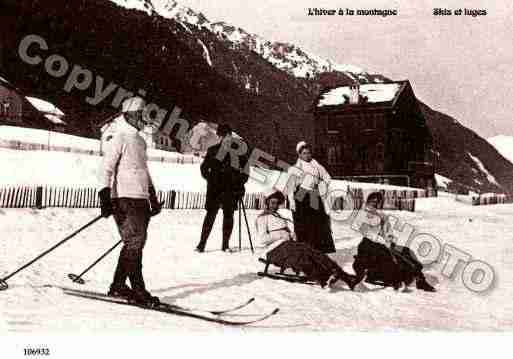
[2,127,509,335]
[1,195,512,332]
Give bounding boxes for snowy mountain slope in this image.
[107,0,155,14]
[105,0,509,193]
[435,173,453,190]
[141,0,371,80]
[2,0,511,194]
[419,102,513,193]
[488,135,513,165]
[467,152,501,187]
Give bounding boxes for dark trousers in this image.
[197,191,237,251]
[111,198,150,292]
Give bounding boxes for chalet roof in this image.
[0,75,10,86]
[0,80,66,126]
[316,81,408,109]
[25,97,66,125]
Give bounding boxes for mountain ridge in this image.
[0,0,511,194]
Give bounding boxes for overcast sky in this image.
[156,0,513,139]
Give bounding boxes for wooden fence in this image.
[327,187,419,212]
[0,186,266,210]
[0,186,419,211]
[455,194,513,206]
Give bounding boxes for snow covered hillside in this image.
[488,135,513,165]
[435,174,453,190]
[110,0,372,80]
[108,0,155,15]
[0,126,421,196]
[1,195,512,331]
[0,147,421,196]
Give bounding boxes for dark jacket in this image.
[201,141,249,195]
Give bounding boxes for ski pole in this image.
[68,239,123,285]
[0,215,103,291]
[67,204,162,284]
[240,200,254,253]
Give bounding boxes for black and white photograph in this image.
[1,0,512,357]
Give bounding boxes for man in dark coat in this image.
[195,124,249,252]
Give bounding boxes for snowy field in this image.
[1,195,512,332]
[1,127,509,334]
[0,147,425,199]
[0,125,425,194]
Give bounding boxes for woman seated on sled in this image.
[255,191,356,289]
[353,191,435,292]
[255,191,295,252]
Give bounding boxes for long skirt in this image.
[292,188,336,253]
[265,240,353,287]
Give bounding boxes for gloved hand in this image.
[385,234,396,247]
[149,186,163,217]
[150,201,164,217]
[98,187,113,218]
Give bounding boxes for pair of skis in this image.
[58,286,278,326]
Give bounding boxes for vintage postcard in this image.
[1,0,512,357]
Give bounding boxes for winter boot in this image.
[131,288,160,307]
[340,271,359,291]
[352,257,367,289]
[416,276,436,292]
[127,257,160,307]
[108,283,134,300]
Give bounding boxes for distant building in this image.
[0,83,23,125]
[313,80,435,190]
[0,82,65,130]
[140,125,177,152]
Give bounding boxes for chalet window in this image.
[359,147,368,171]
[343,143,351,158]
[327,146,337,165]
[376,143,385,161]
[425,147,434,163]
[1,101,9,116]
[326,142,343,165]
[336,144,343,163]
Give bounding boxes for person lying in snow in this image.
[256,191,356,289]
[352,191,436,292]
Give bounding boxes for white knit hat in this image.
[121,96,145,113]
[296,141,308,154]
